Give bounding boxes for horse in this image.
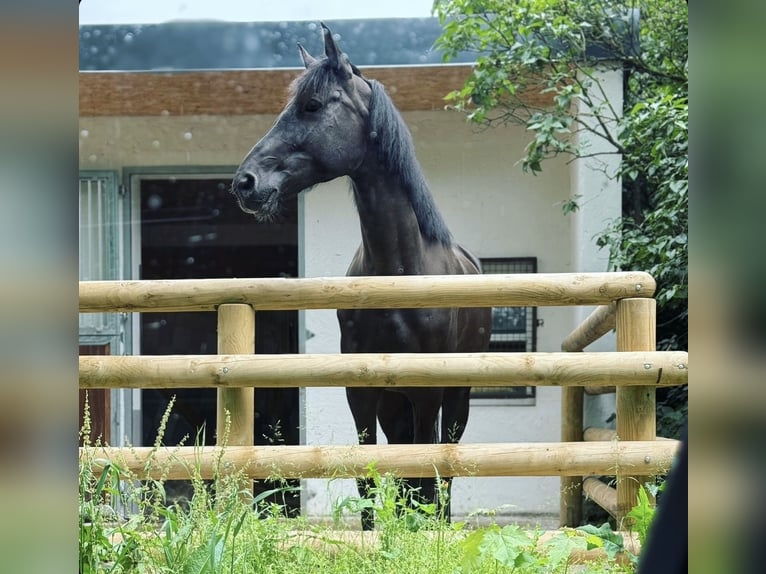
[231,23,492,529]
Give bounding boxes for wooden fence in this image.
[79,271,686,527]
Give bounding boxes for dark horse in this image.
[231,24,491,529]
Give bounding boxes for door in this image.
[137,174,300,512]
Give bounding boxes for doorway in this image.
[138,174,299,512]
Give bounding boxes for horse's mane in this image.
[290,61,453,246]
[367,80,453,246]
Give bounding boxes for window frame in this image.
[471,257,537,403]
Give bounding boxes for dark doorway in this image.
[139,176,299,513]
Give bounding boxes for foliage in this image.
[436,0,625,170]
[79,398,296,574]
[460,524,582,571]
[578,481,668,566]
[625,484,657,547]
[79,400,637,573]
[434,0,688,436]
[597,86,688,352]
[79,397,141,574]
[579,523,633,563]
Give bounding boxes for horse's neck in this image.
[350,174,431,275]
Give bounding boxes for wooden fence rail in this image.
[80,351,687,390]
[561,303,617,353]
[79,272,654,313]
[81,441,679,481]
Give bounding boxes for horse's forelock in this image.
[289,59,338,102]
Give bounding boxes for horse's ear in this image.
[321,22,352,77]
[298,43,317,68]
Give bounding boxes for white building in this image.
[78,18,622,523]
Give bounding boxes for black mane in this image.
[369,80,452,245]
[367,80,453,246]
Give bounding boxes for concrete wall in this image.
[79,64,622,520]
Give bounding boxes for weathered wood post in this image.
[615,297,656,525]
[216,304,255,494]
[560,385,583,526]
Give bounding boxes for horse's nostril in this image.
[235,171,257,193]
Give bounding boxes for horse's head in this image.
[231,23,372,220]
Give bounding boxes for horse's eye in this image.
[304,98,323,113]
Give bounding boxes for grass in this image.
[79,397,639,573]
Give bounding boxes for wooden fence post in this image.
[560,385,583,526]
[615,298,656,526]
[216,304,255,451]
[559,303,617,527]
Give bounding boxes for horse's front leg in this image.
[345,387,382,530]
[405,389,443,519]
[436,386,471,522]
[377,391,417,520]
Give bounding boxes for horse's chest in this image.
[338,308,455,353]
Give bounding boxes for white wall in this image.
[79,115,277,169]
[79,64,622,521]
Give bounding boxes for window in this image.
[79,171,124,345]
[79,171,135,448]
[471,258,537,401]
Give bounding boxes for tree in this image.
[434,0,688,436]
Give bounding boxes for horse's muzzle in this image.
[231,170,281,219]
[233,170,257,196]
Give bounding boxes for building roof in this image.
[79,18,474,72]
[78,15,636,116]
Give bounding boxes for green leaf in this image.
[459,528,489,570]
[562,194,581,215]
[577,523,625,560]
[626,484,656,546]
[482,524,534,567]
[544,530,588,569]
[182,546,210,574]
